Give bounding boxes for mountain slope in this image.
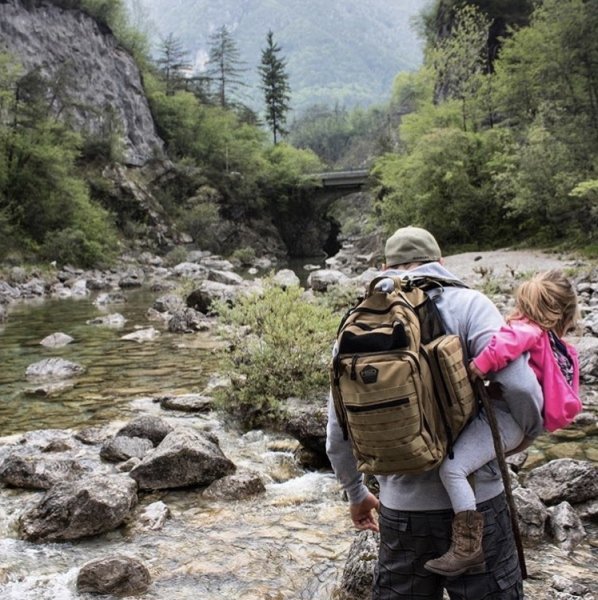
[127,0,429,112]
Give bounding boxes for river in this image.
[0,287,354,599]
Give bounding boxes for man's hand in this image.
[350,492,380,532]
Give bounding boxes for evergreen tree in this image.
[258,30,291,144]
[206,25,246,108]
[155,33,191,96]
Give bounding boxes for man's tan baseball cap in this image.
[385,226,441,266]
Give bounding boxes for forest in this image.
[0,0,596,267]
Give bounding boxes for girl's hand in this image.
[469,361,484,380]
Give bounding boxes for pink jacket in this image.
[473,319,581,432]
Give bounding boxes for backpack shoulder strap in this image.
[402,275,469,294]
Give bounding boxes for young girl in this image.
[424,270,581,577]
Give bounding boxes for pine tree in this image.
[206,25,246,108]
[258,30,291,144]
[155,33,191,96]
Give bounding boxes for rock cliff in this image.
[0,0,164,166]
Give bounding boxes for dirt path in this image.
[443,249,586,285]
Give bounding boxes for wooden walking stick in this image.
[475,379,528,580]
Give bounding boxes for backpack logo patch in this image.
[360,365,378,384]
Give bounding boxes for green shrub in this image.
[41,226,114,268]
[214,280,338,429]
[230,246,256,266]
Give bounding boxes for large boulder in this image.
[0,454,85,490]
[18,474,138,542]
[525,459,598,506]
[77,555,151,596]
[129,427,236,490]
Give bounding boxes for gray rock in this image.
[513,487,548,542]
[525,459,598,506]
[0,280,21,303]
[186,280,239,313]
[129,427,236,490]
[202,472,266,501]
[119,269,145,288]
[0,454,85,490]
[576,336,598,384]
[25,358,85,380]
[77,555,151,596]
[272,269,301,289]
[201,257,234,271]
[547,502,586,551]
[284,407,330,468]
[0,303,6,323]
[74,426,113,446]
[116,416,173,446]
[207,269,244,285]
[100,436,154,463]
[39,332,74,348]
[551,575,591,597]
[173,261,207,278]
[18,474,138,541]
[121,327,160,342]
[71,279,89,297]
[93,292,127,306]
[574,497,598,521]
[168,308,209,333]
[337,530,380,600]
[159,394,214,413]
[153,293,185,313]
[307,269,350,292]
[506,451,528,472]
[138,501,170,531]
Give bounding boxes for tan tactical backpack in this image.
[330,275,477,475]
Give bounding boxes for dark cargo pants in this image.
[373,492,523,599]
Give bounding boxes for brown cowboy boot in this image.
[424,510,485,576]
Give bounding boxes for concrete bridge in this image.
[309,169,369,191]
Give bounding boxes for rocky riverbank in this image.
[1,245,597,598]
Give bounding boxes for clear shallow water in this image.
[0,288,221,435]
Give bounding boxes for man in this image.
[326,226,543,599]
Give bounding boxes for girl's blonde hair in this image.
[508,270,579,337]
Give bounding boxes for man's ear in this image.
[439,257,445,265]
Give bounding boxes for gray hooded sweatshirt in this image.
[326,262,543,511]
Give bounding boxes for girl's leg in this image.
[425,409,525,577]
[439,409,525,514]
